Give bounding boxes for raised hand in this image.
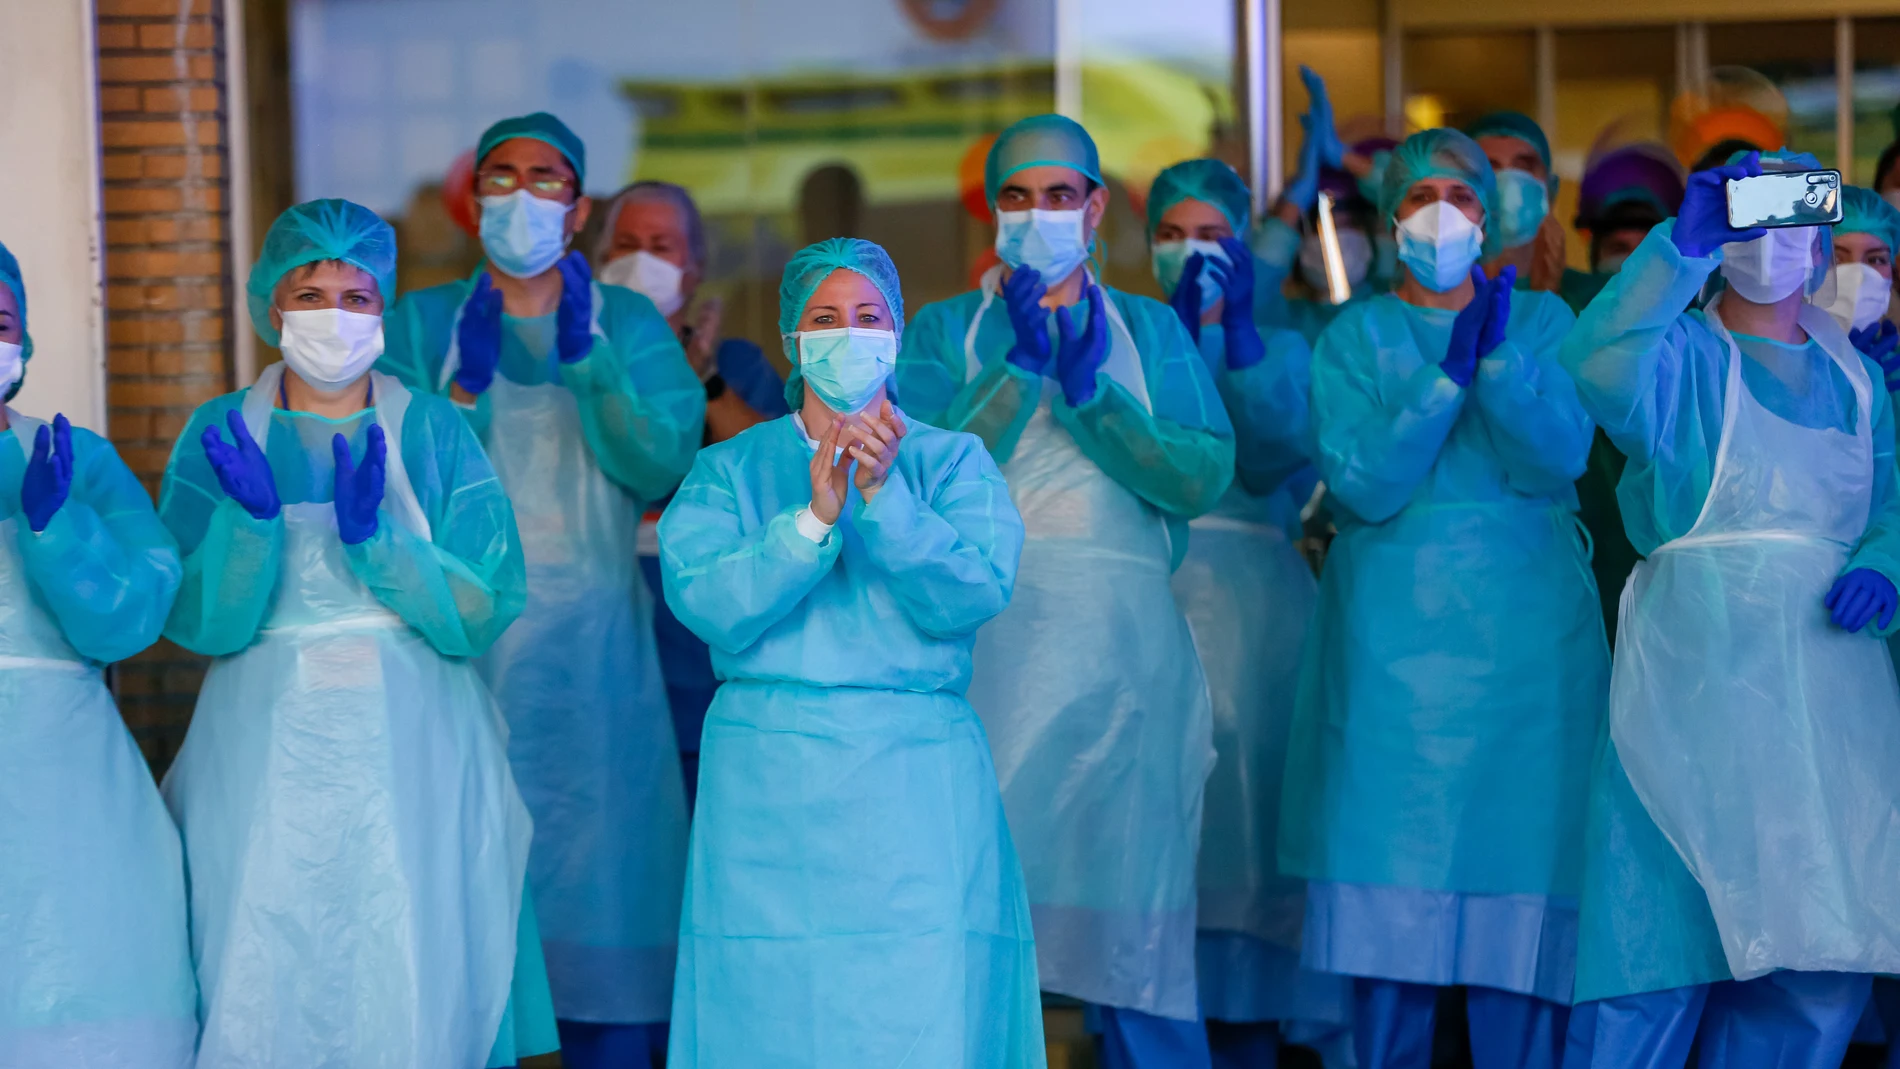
[455,271,505,396]
[1674,152,1767,259]
[555,252,595,364]
[20,413,74,533]
[1168,253,1207,343]
[1476,265,1516,360]
[202,409,280,520]
[1002,266,1053,375]
[1442,266,1492,388]
[1055,285,1110,407]
[842,400,909,503]
[808,418,851,526]
[331,424,387,546]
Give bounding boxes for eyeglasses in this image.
[475,170,576,198]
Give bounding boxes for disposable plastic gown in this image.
[658,414,1043,1067]
[897,275,1231,1020]
[158,369,537,1068]
[0,412,195,1069]
[1280,287,1605,904]
[380,276,704,1023]
[1560,222,1900,998]
[1170,326,1351,1028]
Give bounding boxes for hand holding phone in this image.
[1727,168,1843,229]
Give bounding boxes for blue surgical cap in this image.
[1147,159,1251,240]
[246,199,398,346]
[778,238,905,411]
[985,114,1104,207]
[0,239,31,364]
[478,112,587,187]
[1464,111,1552,173]
[1839,185,1900,258]
[1381,128,1502,258]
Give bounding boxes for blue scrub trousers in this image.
[555,1020,668,1069]
[1355,979,1567,1069]
[1096,1004,1213,1069]
[1207,1020,1279,1068]
[1561,972,1871,1069]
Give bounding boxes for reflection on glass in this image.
[1707,22,1837,168]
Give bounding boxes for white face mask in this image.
[1721,226,1817,305]
[1395,201,1485,293]
[0,341,21,397]
[1813,262,1894,334]
[995,209,1091,283]
[278,308,385,392]
[599,250,686,317]
[480,190,574,279]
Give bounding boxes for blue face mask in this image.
[1494,169,1550,250]
[995,209,1091,282]
[480,190,573,279]
[796,327,897,414]
[1151,239,1228,307]
[1395,201,1485,293]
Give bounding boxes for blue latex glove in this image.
[1168,253,1206,344]
[20,413,74,534]
[1826,568,1898,633]
[202,408,280,520]
[1476,264,1515,359]
[1054,285,1110,407]
[556,251,595,364]
[1442,265,1495,388]
[455,271,504,396]
[1673,153,1767,259]
[1299,65,1346,169]
[1215,237,1266,370]
[1852,320,1900,382]
[1002,266,1053,375]
[332,424,387,546]
[1283,134,1323,216]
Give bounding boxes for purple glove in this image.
[202,409,280,520]
[1167,253,1206,344]
[1475,265,1515,360]
[1826,568,1898,633]
[21,413,73,533]
[331,424,386,546]
[1002,266,1053,375]
[1055,285,1110,407]
[455,272,504,396]
[556,252,595,364]
[1215,238,1265,370]
[1442,266,1493,387]
[1673,153,1767,260]
[1852,320,1900,382]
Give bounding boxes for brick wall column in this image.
[96,0,234,771]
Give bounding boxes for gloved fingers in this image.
[331,432,355,482]
[1825,574,1849,610]
[1054,305,1076,349]
[1836,586,1875,631]
[366,423,387,469]
[561,250,592,282]
[1004,266,1042,300]
[1182,253,1205,288]
[200,423,230,463]
[226,408,261,456]
[30,423,50,468]
[1085,285,1107,347]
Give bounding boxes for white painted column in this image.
[0,0,107,430]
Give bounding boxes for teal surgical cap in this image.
[985,114,1104,207]
[1839,185,1900,257]
[1147,159,1251,240]
[778,238,906,410]
[0,239,31,363]
[246,199,398,346]
[1381,127,1502,258]
[477,112,587,187]
[1464,111,1552,173]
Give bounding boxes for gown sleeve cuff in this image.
[794,506,835,544]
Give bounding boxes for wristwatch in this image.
[704,373,727,401]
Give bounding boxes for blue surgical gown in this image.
[0,414,196,1069]
[658,414,1044,1066]
[1280,286,1607,1003]
[1558,222,1900,1001]
[381,277,704,1025]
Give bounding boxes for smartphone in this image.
[1726,169,1844,229]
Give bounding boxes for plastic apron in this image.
[439,283,688,1023]
[162,366,532,1069]
[962,265,1215,1021]
[1611,296,1900,981]
[0,414,197,1069]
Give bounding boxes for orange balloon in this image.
[960,133,999,223]
[442,149,479,238]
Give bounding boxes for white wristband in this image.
[794,506,835,544]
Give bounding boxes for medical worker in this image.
[593,179,789,808]
[659,237,1042,1066]
[1148,159,1353,1067]
[1462,112,1593,309]
[896,114,1234,1067]
[1251,68,1382,344]
[380,113,706,1063]
[1279,128,1606,1069]
[0,240,196,1069]
[159,199,553,1068]
[1820,185,1900,387]
[1557,151,1900,1069]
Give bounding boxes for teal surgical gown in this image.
[1173,326,1352,1030]
[1250,216,1376,345]
[658,413,1044,1066]
[0,411,196,1069]
[157,369,551,1068]
[1560,223,1900,1001]
[381,277,704,1024]
[897,275,1233,1019]
[1280,286,1607,1001]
